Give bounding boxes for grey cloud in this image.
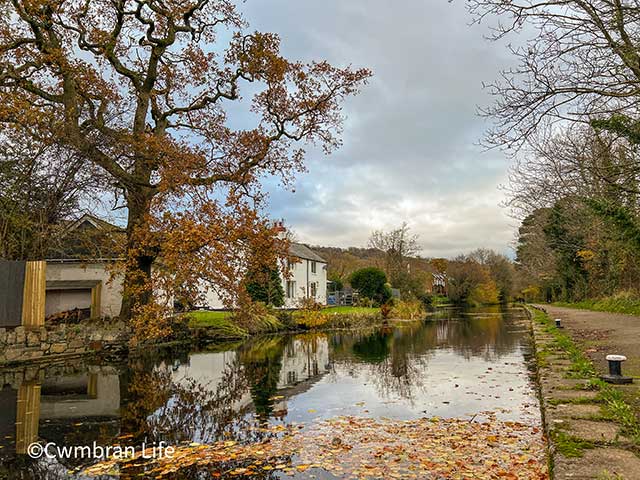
[241,0,518,258]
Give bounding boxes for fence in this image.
[0,260,46,328]
[327,289,359,306]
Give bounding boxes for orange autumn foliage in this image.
[0,0,371,336]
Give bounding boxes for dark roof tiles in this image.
[289,243,326,263]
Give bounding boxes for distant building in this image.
[45,214,125,320]
[431,272,448,296]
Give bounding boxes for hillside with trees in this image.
[311,224,516,306]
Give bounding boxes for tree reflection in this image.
[328,307,526,402]
[117,336,290,449]
[352,330,391,364]
[237,337,287,420]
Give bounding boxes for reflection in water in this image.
[0,306,539,479]
[15,383,40,455]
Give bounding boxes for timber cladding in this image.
[0,260,46,328]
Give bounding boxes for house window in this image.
[287,258,296,269]
[310,282,317,298]
[311,261,317,274]
[286,281,297,299]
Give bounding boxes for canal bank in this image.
[528,305,640,479]
[0,306,386,367]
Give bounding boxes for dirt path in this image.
[531,304,640,479]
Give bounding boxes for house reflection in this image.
[40,371,120,419]
[279,336,330,387]
[169,335,331,422]
[0,368,121,457]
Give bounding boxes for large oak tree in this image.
[0,0,369,334]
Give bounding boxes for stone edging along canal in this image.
[526,305,640,480]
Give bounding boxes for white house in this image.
[201,241,328,309]
[283,243,328,308]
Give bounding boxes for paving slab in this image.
[548,403,602,420]
[565,419,625,443]
[554,447,640,479]
[545,389,599,402]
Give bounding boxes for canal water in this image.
[0,306,542,479]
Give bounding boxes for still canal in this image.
[0,306,547,479]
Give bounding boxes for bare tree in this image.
[368,223,421,287]
[468,0,640,149]
[504,124,640,218]
[0,131,101,260]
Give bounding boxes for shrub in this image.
[295,297,328,328]
[349,267,392,305]
[415,292,434,310]
[356,296,375,308]
[230,301,282,334]
[390,299,426,320]
[320,310,383,329]
[380,302,393,319]
[274,309,297,329]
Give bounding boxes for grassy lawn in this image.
[186,310,248,337]
[187,310,232,325]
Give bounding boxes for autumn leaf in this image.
[82,415,548,479]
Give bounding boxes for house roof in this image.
[47,213,125,260]
[67,213,125,232]
[289,243,326,263]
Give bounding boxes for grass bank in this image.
[187,310,248,340]
[529,307,595,378]
[555,292,640,316]
[186,305,384,342]
[320,306,380,315]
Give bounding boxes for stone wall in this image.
[0,320,130,365]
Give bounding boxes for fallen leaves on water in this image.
[82,416,548,479]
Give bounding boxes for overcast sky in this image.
[238,0,519,258]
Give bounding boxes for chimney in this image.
[273,219,287,238]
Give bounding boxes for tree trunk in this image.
[119,187,156,321]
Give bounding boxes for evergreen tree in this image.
[245,265,285,307]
